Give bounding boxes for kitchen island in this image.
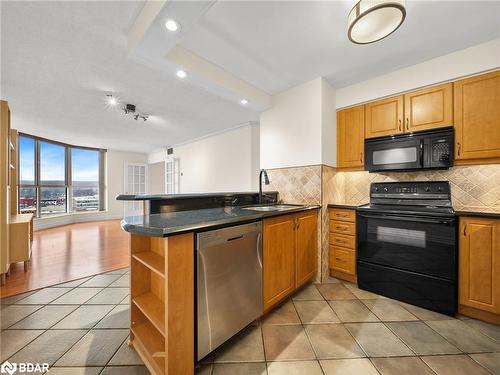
[118,193,320,375]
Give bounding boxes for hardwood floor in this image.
[0,220,130,298]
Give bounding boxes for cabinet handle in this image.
[463,224,467,237]
[336,213,348,217]
[335,226,347,230]
[360,152,363,162]
[406,118,409,130]
[335,257,345,262]
[399,119,402,131]
[457,142,461,156]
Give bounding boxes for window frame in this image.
[18,133,106,218]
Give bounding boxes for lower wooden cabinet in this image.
[459,216,500,322]
[328,208,357,282]
[263,210,318,311]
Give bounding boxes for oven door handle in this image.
[358,213,455,225]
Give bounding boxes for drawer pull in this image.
[335,226,347,230]
[335,257,345,262]
[336,213,348,217]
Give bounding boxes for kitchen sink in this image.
[242,204,301,212]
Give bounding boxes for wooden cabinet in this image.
[454,70,500,163]
[404,83,453,132]
[365,95,403,138]
[10,214,33,271]
[459,217,500,323]
[263,210,318,311]
[337,105,365,169]
[328,208,357,283]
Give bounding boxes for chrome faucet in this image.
[259,169,270,204]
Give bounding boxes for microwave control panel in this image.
[432,141,451,162]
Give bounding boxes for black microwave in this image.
[365,127,454,172]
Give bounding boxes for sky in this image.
[19,136,99,184]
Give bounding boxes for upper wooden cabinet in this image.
[295,210,318,288]
[454,70,500,162]
[337,105,365,169]
[365,95,403,138]
[459,217,500,316]
[404,83,453,132]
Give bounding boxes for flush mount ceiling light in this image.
[176,70,187,78]
[240,99,248,105]
[348,0,406,44]
[165,19,181,32]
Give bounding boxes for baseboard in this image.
[34,212,123,231]
[458,305,500,324]
[330,269,357,283]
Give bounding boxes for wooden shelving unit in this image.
[129,233,194,375]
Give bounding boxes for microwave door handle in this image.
[419,140,424,167]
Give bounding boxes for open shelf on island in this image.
[131,319,165,375]
[132,251,165,277]
[133,291,165,336]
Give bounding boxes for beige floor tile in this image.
[104,268,129,275]
[108,340,144,366]
[214,325,264,363]
[0,330,44,361]
[262,300,301,325]
[464,318,500,342]
[328,300,379,323]
[47,367,103,375]
[345,323,413,357]
[470,352,500,375]
[196,364,212,375]
[10,330,87,365]
[109,274,130,287]
[54,277,92,288]
[426,320,500,353]
[79,275,122,288]
[422,354,492,375]
[53,305,115,329]
[1,304,43,329]
[267,360,323,375]
[320,358,379,375]
[292,284,324,301]
[305,324,365,359]
[101,366,149,375]
[372,357,435,375]
[362,300,418,322]
[15,288,70,304]
[398,302,454,321]
[11,305,78,329]
[294,301,340,324]
[95,305,130,329]
[262,325,315,361]
[387,321,460,355]
[119,295,130,305]
[0,291,36,305]
[316,284,356,300]
[50,288,103,304]
[85,288,129,305]
[55,329,128,366]
[343,284,381,300]
[212,362,266,375]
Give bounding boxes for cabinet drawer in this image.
[329,209,355,222]
[329,220,356,235]
[329,233,355,249]
[329,246,355,275]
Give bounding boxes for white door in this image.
[124,163,148,216]
[165,156,179,194]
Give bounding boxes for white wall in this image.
[260,77,336,169]
[336,38,500,109]
[34,149,148,230]
[149,161,165,194]
[170,124,259,193]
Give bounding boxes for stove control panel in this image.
[370,181,451,197]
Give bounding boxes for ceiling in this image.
[2,1,499,153]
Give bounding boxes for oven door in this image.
[365,136,423,172]
[357,212,457,280]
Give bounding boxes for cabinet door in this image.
[454,70,500,161]
[459,217,500,314]
[404,83,453,132]
[337,105,365,169]
[295,211,318,288]
[365,95,403,138]
[263,214,296,311]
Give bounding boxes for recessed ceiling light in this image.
[176,70,187,79]
[165,19,180,32]
[240,99,248,105]
[106,94,117,106]
[348,0,406,44]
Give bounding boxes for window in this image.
[18,134,106,218]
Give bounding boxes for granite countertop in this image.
[327,203,363,210]
[454,209,500,219]
[121,204,321,237]
[116,191,277,201]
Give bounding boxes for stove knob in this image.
[437,187,442,192]
[374,187,379,192]
[425,187,431,192]
[384,187,388,192]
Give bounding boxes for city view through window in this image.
[19,135,104,217]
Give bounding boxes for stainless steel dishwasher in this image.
[197,222,262,360]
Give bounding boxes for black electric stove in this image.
[356,181,457,316]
